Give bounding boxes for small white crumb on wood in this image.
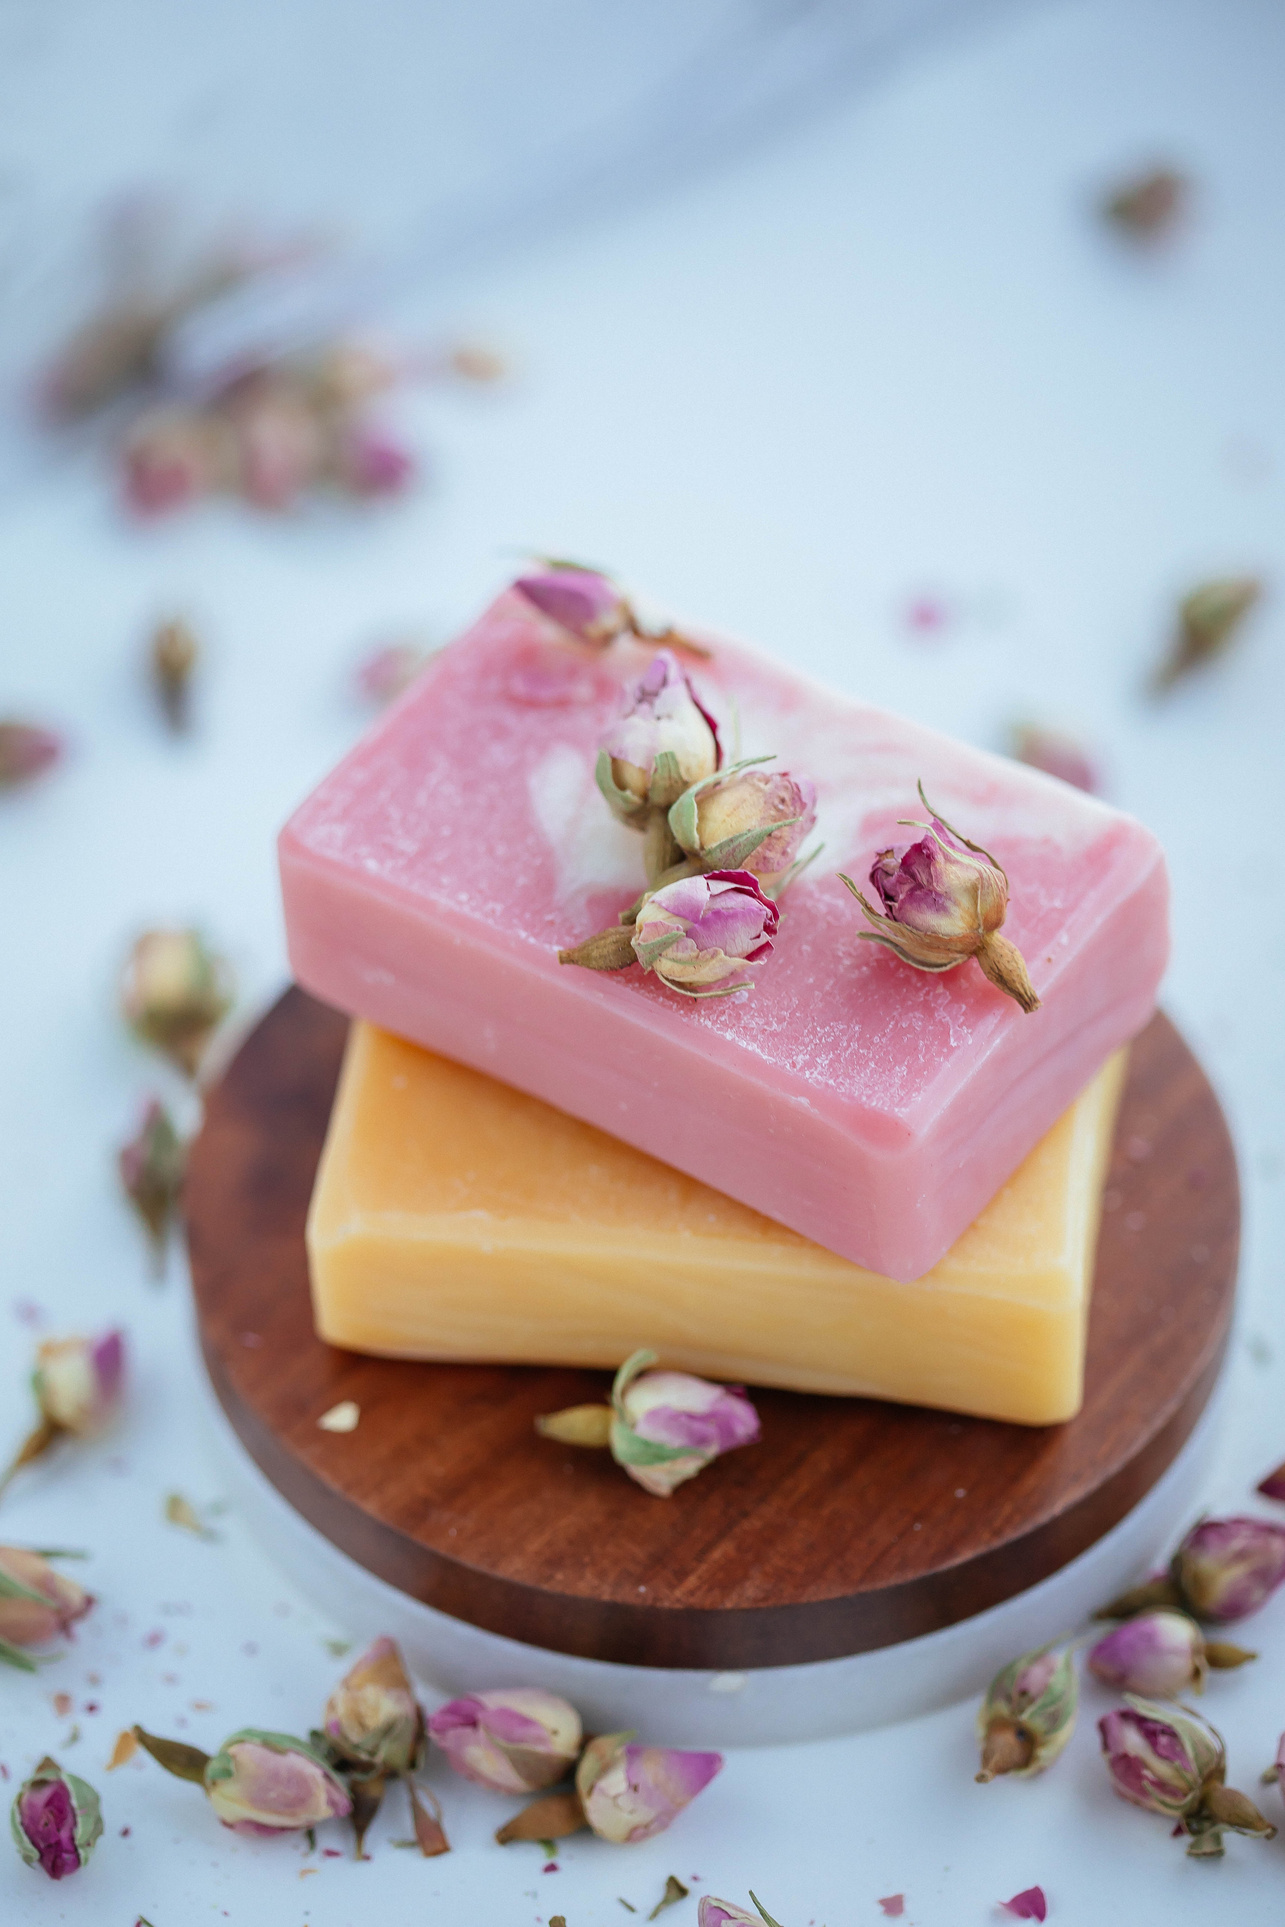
[318,1400,360,1433]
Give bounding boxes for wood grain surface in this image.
[187,989,1236,1671]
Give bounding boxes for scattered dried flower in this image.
[668,762,817,889]
[135,1725,350,1835]
[1099,1694,1275,1857]
[1151,577,1263,692]
[1098,1515,1285,1624]
[608,1350,760,1498]
[1103,167,1189,238]
[118,1099,185,1271]
[514,562,710,659]
[0,721,64,790]
[649,1875,690,1918]
[121,928,233,1077]
[164,1493,217,1541]
[323,1637,423,1777]
[1258,1458,1285,1503]
[976,1643,1077,1781]
[1087,1610,1254,1696]
[631,870,779,999]
[150,617,199,731]
[107,1730,138,1771]
[354,640,429,706]
[0,1548,93,1671]
[10,1757,102,1879]
[0,1331,125,1501]
[698,1901,784,1927]
[877,1902,905,1920]
[317,1401,360,1434]
[1009,723,1097,794]
[840,783,1040,1014]
[1000,1890,1047,1922]
[429,1688,582,1794]
[577,1732,722,1843]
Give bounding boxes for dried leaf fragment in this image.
[118,1098,186,1272]
[536,1404,613,1448]
[1151,577,1263,692]
[1103,166,1188,238]
[150,618,199,732]
[107,1728,139,1770]
[317,1400,360,1433]
[495,1789,587,1845]
[164,1492,218,1540]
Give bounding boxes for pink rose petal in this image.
[1001,1889,1047,1922]
[878,1899,905,1918]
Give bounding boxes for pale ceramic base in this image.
[192,1328,1225,1748]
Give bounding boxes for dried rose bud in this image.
[597,650,721,820]
[699,1902,784,1927]
[1103,166,1188,238]
[428,1687,582,1793]
[576,1731,722,1843]
[608,1349,760,1498]
[227,380,327,511]
[0,721,63,789]
[840,785,1040,1014]
[150,618,199,732]
[976,1643,1076,1782]
[1099,1694,1275,1857]
[0,1548,92,1669]
[669,763,817,887]
[1152,576,1263,692]
[11,1757,102,1879]
[323,1636,423,1776]
[201,1730,350,1834]
[631,870,778,999]
[1009,723,1097,794]
[119,1098,186,1268]
[355,640,429,705]
[1178,1517,1285,1622]
[121,927,234,1077]
[1088,1610,1254,1697]
[122,407,233,515]
[35,1331,125,1438]
[514,565,633,646]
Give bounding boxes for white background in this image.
[2,0,1285,1921]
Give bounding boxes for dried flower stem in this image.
[495,1789,587,1845]
[0,1418,60,1502]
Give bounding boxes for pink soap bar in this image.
[280,591,1168,1281]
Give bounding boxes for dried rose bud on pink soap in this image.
[279,585,1169,1282]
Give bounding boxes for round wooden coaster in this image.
[186,990,1236,1672]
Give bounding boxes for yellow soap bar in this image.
[307,1024,1126,1426]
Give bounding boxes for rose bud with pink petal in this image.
[840,784,1040,1014]
[202,1730,351,1835]
[0,721,63,789]
[1099,1693,1275,1857]
[11,1757,102,1879]
[1177,1516,1285,1623]
[514,565,632,646]
[576,1731,721,1843]
[1087,1609,1255,1697]
[632,870,778,999]
[121,407,232,515]
[323,1635,423,1775]
[0,1548,92,1666]
[976,1643,1076,1782]
[34,1332,125,1439]
[669,763,817,888]
[699,1900,784,1927]
[428,1687,582,1793]
[597,650,721,820]
[608,1349,760,1498]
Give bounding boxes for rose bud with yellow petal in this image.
[1099,1695,1275,1857]
[1088,1610,1254,1697]
[203,1731,351,1835]
[121,927,234,1077]
[976,1643,1076,1781]
[35,1332,125,1439]
[576,1731,722,1843]
[11,1757,102,1880]
[323,1635,424,1776]
[609,1349,760,1498]
[669,763,816,887]
[596,650,721,820]
[632,870,778,999]
[0,1548,92,1667]
[428,1687,582,1793]
[840,785,1040,1014]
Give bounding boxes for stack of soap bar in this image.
[282,589,1167,1282]
[308,1022,1126,1426]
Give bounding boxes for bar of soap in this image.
[308,1023,1127,1426]
[281,590,1167,1280]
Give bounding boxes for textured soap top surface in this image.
[289,592,1163,1125]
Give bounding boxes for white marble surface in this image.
[2,1,1285,1921]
